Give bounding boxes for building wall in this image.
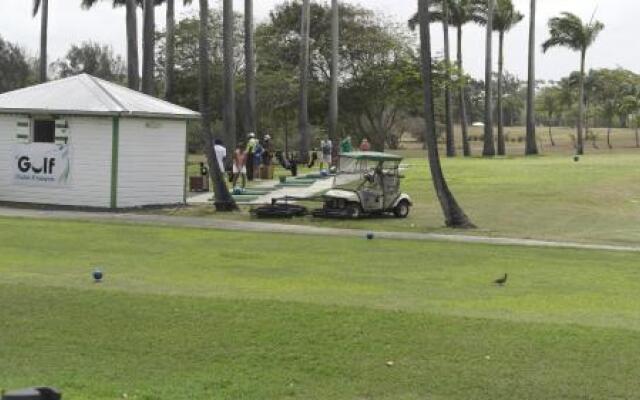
[0,114,112,208]
[116,118,186,208]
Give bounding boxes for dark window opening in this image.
[33,120,55,143]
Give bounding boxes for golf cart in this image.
[312,151,412,219]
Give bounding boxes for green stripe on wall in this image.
[110,117,120,209]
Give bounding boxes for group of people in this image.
[210,133,373,190]
[213,133,273,190]
[317,135,371,170]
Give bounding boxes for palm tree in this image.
[492,0,523,156]
[409,0,485,157]
[33,0,49,82]
[482,0,495,157]
[199,0,236,211]
[244,0,257,134]
[417,0,474,228]
[451,0,485,157]
[329,0,339,142]
[525,0,537,155]
[223,0,236,150]
[81,0,141,90]
[126,0,140,90]
[542,12,604,155]
[441,0,455,157]
[298,0,311,161]
[141,0,155,94]
[166,0,192,101]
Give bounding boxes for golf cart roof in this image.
[339,151,403,162]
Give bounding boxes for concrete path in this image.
[0,206,639,253]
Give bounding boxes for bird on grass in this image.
[493,273,508,286]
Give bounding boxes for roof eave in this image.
[0,109,201,120]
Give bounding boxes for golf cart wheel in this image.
[393,200,410,218]
[346,203,362,219]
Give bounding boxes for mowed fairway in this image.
[185,148,640,246]
[1,218,640,399]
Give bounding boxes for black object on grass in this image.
[366,232,374,240]
[493,273,508,286]
[93,269,103,283]
[1,387,61,400]
[573,155,580,162]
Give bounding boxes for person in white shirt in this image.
[214,139,227,172]
[320,137,333,170]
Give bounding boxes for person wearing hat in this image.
[246,132,258,181]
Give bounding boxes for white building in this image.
[0,74,199,209]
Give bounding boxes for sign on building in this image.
[12,143,71,186]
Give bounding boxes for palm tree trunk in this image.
[525,0,538,155]
[244,0,257,134]
[165,0,176,101]
[442,0,455,157]
[125,0,140,90]
[223,0,236,151]
[607,125,612,149]
[39,0,48,82]
[199,0,237,211]
[635,125,639,148]
[497,31,506,156]
[577,49,586,155]
[141,0,155,95]
[329,0,339,142]
[457,25,470,157]
[298,0,311,161]
[418,0,474,229]
[482,0,495,157]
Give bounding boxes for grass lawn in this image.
[184,149,640,245]
[1,217,640,399]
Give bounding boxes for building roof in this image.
[0,74,200,120]
[339,151,403,162]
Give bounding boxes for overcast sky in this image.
[1,0,637,81]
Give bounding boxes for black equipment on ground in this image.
[1,387,61,400]
[251,197,308,218]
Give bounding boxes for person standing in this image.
[246,132,258,181]
[320,136,332,170]
[253,140,264,179]
[340,135,352,154]
[214,139,227,172]
[359,138,371,151]
[232,143,247,189]
[262,134,274,179]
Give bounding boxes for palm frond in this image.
[542,12,604,53]
[32,0,41,17]
[492,0,523,32]
[81,0,99,10]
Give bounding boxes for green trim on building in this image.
[110,117,120,209]
[183,129,188,204]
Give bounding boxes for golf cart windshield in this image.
[334,152,403,191]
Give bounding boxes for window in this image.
[33,120,55,143]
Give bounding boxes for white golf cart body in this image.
[314,151,412,218]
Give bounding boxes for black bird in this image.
[493,273,508,286]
